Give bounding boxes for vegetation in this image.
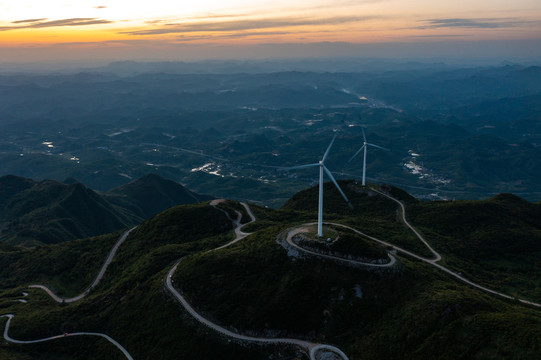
[408,194,541,300]
[0,174,209,246]
[174,223,541,359]
[0,201,273,360]
[0,231,121,296]
[282,181,434,257]
[2,183,541,359]
[104,173,212,219]
[2,65,541,205]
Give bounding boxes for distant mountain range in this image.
[1,63,540,204]
[0,173,210,245]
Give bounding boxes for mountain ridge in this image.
[1,182,541,359]
[0,173,208,246]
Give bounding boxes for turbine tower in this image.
[349,127,389,186]
[280,133,353,237]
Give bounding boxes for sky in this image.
[1,0,541,64]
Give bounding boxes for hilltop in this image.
[104,173,212,220]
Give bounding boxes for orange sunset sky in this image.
[1,0,541,63]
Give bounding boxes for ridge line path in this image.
[372,188,441,262]
[166,200,349,360]
[348,187,541,308]
[29,226,137,303]
[1,314,134,360]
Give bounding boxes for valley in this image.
[1,64,540,205]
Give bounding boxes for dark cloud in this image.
[12,18,48,24]
[0,18,113,31]
[418,18,535,29]
[121,15,374,36]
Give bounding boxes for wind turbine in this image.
[280,133,353,237]
[349,127,389,186]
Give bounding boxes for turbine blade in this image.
[366,143,390,151]
[321,133,337,163]
[361,126,366,143]
[277,163,320,171]
[323,166,354,209]
[348,145,365,163]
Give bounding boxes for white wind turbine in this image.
[349,127,389,186]
[280,133,353,237]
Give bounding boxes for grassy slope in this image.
[2,189,541,359]
[0,174,212,246]
[173,202,541,359]
[0,231,122,296]
[104,173,212,219]
[0,203,282,359]
[0,177,134,246]
[407,193,541,301]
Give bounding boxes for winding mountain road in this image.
[354,188,540,308]
[165,201,350,360]
[2,227,137,359]
[4,190,539,360]
[2,314,133,360]
[29,226,137,303]
[210,199,256,251]
[371,188,441,262]
[167,193,541,360]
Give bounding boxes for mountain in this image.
[104,173,213,220]
[1,182,540,359]
[0,174,209,246]
[0,176,132,245]
[1,66,540,203]
[407,193,541,301]
[448,94,541,141]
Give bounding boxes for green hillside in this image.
[0,176,133,246]
[0,174,210,246]
[0,202,269,360]
[407,194,541,300]
[1,184,541,359]
[104,173,212,219]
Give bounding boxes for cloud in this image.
[26,18,113,28]
[145,20,168,24]
[417,18,537,29]
[94,6,107,9]
[0,18,113,31]
[11,18,48,24]
[184,13,256,21]
[121,15,374,36]
[409,34,472,38]
[173,30,301,43]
